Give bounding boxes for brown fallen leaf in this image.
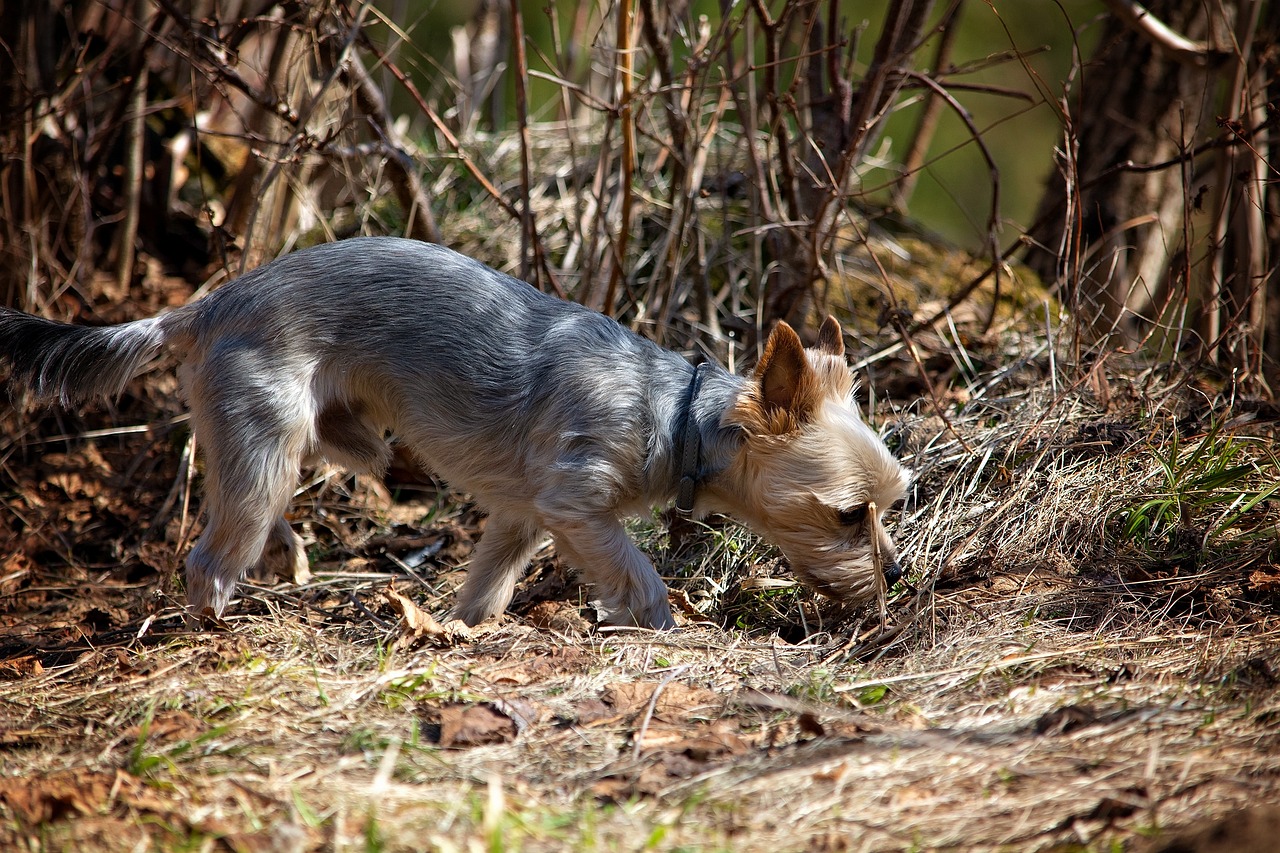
[384,585,469,646]
[1248,567,1280,593]
[634,718,748,759]
[0,655,43,679]
[594,719,752,800]
[565,698,615,726]
[121,709,205,744]
[667,587,715,625]
[0,768,111,823]
[603,681,724,719]
[523,600,590,634]
[437,703,518,747]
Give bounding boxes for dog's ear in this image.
[816,315,844,357]
[729,321,825,435]
[755,321,819,424]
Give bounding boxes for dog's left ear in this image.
[754,320,820,427]
[816,315,845,357]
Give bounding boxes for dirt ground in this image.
[3,330,1280,852]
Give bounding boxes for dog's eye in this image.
[837,505,868,526]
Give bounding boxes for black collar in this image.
[675,362,710,515]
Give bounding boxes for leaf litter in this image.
[3,329,1280,851]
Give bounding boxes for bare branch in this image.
[1101,0,1224,67]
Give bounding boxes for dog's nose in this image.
[883,559,902,587]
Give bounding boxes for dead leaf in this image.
[488,647,594,684]
[0,656,43,679]
[1034,704,1101,736]
[594,719,751,800]
[565,698,615,726]
[1248,567,1280,593]
[121,709,205,744]
[603,681,724,719]
[384,585,468,646]
[437,703,518,747]
[635,718,748,759]
[667,587,715,624]
[798,711,826,737]
[0,769,111,823]
[523,600,589,634]
[42,445,113,501]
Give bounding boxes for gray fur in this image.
[0,237,910,628]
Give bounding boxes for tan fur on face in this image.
[728,320,857,437]
[709,316,910,604]
[727,320,855,437]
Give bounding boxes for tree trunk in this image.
[1024,1,1224,350]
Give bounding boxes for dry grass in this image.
[3,325,1279,851]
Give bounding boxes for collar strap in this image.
[675,362,710,515]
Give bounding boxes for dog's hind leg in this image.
[547,517,675,630]
[452,514,542,626]
[181,350,312,618]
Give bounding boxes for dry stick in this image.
[805,3,931,316]
[1025,117,1270,353]
[242,1,377,270]
[574,116,617,310]
[216,18,297,247]
[839,2,921,169]
[537,8,589,278]
[907,119,1220,350]
[507,0,537,285]
[658,87,733,333]
[358,48,509,220]
[748,0,801,224]
[722,6,776,342]
[114,0,150,293]
[630,666,688,762]
[1177,0,1261,370]
[747,0,809,326]
[1240,66,1270,381]
[1224,2,1265,375]
[890,0,965,213]
[1100,0,1223,66]
[636,0,690,331]
[361,37,564,298]
[868,246,972,454]
[903,70,1003,332]
[149,2,309,240]
[104,0,172,292]
[637,0,688,159]
[602,0,636,318]
[152,0,300,123]
[342,53,440,245]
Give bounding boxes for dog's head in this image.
[717,316,911,604]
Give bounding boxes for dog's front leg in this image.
[452,515,543,626]
[548,517,675,630]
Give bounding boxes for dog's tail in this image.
[0,309,171,407]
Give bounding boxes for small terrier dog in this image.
[1,238,909,629]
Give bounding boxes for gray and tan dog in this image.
[0,237,910,628]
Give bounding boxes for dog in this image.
[0,237,910,629]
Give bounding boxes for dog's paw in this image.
[596,598,677,631]
[449,602,497,628]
